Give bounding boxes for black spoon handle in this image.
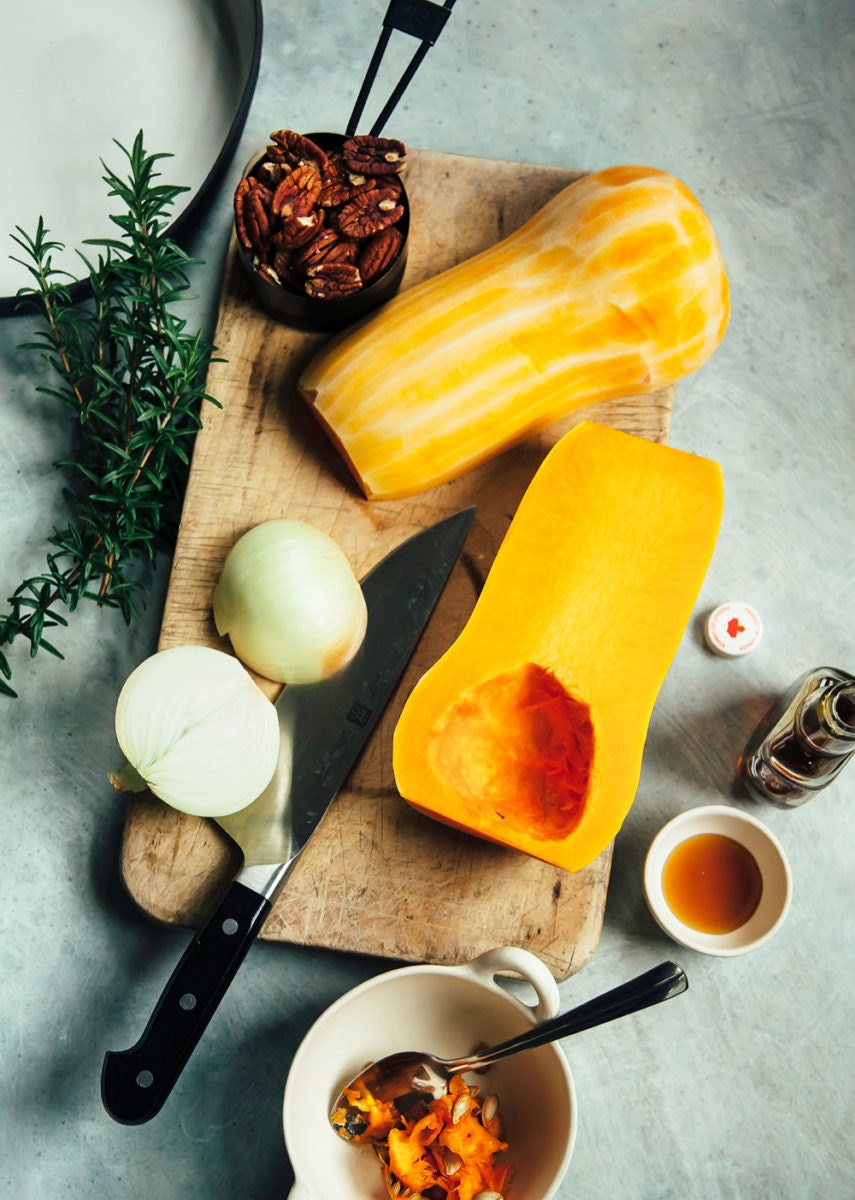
[451,960,688,1072]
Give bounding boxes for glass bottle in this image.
[739,667,855,808]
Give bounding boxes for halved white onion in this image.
[109,645,281,817]
[212,519,367,685]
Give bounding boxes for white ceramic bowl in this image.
[282,947,577,1200]
[644,804,792,957]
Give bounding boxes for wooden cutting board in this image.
[118,148,673,981]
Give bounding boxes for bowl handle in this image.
[461,947,560,1021]
[286,1182,313,1200]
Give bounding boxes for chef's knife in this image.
[101,507,475,1125]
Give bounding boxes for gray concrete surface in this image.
[1,1,852,1196]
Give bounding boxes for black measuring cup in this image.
[236,0,458,330]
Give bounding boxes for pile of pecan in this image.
[234,130,407,301]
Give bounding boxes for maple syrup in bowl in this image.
[644,805,791,956]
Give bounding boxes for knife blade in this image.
[101,507,475,1124]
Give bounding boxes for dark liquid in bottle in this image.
[740,670,855,806]
[767,727,842,787]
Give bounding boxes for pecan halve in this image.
[268,129,329,172]
[318,151,376,207]
[264,145,291,165]
[337,188,405,239]
[234,178,274,254]
[291,227,339,272]
[369,173,403,201]
[233,177,254,250]
[271,250,300,290]
[257,262,283,287]
[256,159,286,189]
[342,135,407,176]
[277,208,325,250]
[272,161,322,219]
[357,226,404,284]
[291,228,354,273]
[304,261,363,299]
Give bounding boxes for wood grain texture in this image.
[118,148,673,981]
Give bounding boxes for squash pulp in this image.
[392,422,724,872]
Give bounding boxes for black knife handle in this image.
[101,882,271,1124]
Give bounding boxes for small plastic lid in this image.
[704,602,763,657]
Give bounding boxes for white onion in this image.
[109,645,281,817]
[212,519,368,685]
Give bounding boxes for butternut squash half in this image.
[392,421,724,872]
[298,165,729,500]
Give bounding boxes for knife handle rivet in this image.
[179,993,197,1011]
[135,1070,154,1089]
[222,918,239,935]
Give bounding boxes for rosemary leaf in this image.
[1,131,221,698]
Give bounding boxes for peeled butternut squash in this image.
[299,165,729,500]
[392,421,724,872]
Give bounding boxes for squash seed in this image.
[451,1093,470,1123]
[442,1149,463,1176]
[482,1094,499,1123]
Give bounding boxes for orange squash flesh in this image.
[333,1073,510,1200]
[298,165,729,500]
[392,421,724,872]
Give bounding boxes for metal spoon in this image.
[330,959,687,1141]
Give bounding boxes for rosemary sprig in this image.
[0,132,220,698]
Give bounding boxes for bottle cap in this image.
[704,602,763,658]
